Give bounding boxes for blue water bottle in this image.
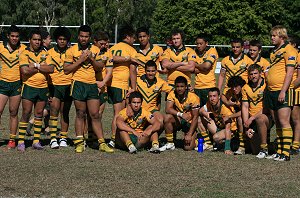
[198,138,204,153]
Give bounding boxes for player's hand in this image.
[246,129,254,139]
[224,150,233,155]
[96,81,105,89]
[278,91,286,103]
[227,100,236,107]
[204,112,213,121]
[79,50,89,62]
[132,130,142,138]
[222,116,231,124]
[184,133,192,146]
[182,112,192,122]
[130,58,143,66]
[29,63,35,68]
[142,130,151,137]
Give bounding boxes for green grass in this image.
[0,98,300,197]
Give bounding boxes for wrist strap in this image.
[224,140,231,151]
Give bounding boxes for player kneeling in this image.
[161,76,200,151]
[199,88,236,155]
[116,91,160,154]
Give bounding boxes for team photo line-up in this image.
[0,24,299,161]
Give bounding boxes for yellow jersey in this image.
[119,108,154,133]
[65,43,101,84]
[195,47,219,89]
[137,75,173,112]
[162,46,197,85]
[19,47,50,88]
[221,53,254,89]
[0,42,26,82]
[106,41,137,90]
[167,90,200,114]
[135,44,164,77]
[267,42,298,91]
[48,46,72,85]
[242,78,266,117]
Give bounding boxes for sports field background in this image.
[0,75,300,197]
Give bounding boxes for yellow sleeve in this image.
[191,94,200,109]
[106,48,114,67]
[161,48,171,60]
[284,47,297,67]
[242,87,248,102]
[161,80,173,93]
[19,51,29,67]
[46,52,52,65]
[187,48,197,62]
[221,57,227,71]
[205,48,218,65]
[118,109,128,120]
[167,91,175,102]
[158,46,164,62]
[145,110,154,122]
[64,47,74,64]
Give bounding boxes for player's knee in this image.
[76,109,86,119]
[163,114,174,123]
[184,145,194,151]
[89,112,100,120]
[213,133,221,142]
[9,109,18,117]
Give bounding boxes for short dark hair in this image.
[41,30,50,40]
[227,76,246,88]
[53,27,71,42]
[208,87,220,95]
[119,25,135,40]
[136,27,149,36]
[249,39,262,50]
[175,76,188,85]
[288,35,300,48]
[196,34,210,42]
[248,64,262,74]
[7,25,20,35]
[171,29,185,41]
[78,25,92,35]
[93,31,109,41]
[129,91,143,103]
[28,29,42,40]
[145,60,157,71]
[231,38,243,46]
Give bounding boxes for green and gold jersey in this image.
[195,47,219,89]
[242,78,266,117]
[0,43,26,82]
[254,55,270,76]
[267,42,298,91]
[106,41,137,90]
[135,44,164,77]
[167,90,200,123]
[221,53,254,89]
[137,75,173,112]
[19,47,50,88]
[48,46,72,85]
[119,108,154,133]
[162,46,197,85]
[65,43,101,84]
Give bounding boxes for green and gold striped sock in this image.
[18,122,28,144]
[282,128,293,156]
[33,119,43,144]
[49,116,58,141]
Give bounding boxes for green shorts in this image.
[264,89,291,110]
[129,134,138,146]
[21,84,49,103]
[194,88,210,107]
[0,80,21,97]
[53,85,72,102]
[71,81,99,101]
[107,86,127,104]
[48,84,55,97]
[294,89,300,106]
[99,92,108,104]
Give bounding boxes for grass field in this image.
[1,97,300,198]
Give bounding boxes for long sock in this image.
[9,134,16,141]
[125,140,133,148]
[49,116,58,141]
[238,131,245,149]
[18,122,28,144]
[260,143,268,150]
[33,118,43,144]
[98,138,105,145]
[73,136,84,146]
[152,140,159,147]
[200,130,212,145]
[276,128,282,154]
[111,134,116,142]
[292,141,300,150]
[282,128,293,156]
[166,133,174,143]
[60,131,68,139]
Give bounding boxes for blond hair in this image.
[271,25,288,40]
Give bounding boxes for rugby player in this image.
[161,76,200,151]
[199,87,236,155]
[17,29,54,151]
[64,25,113,153]
[0,25,26,149]
[264,25,297,161]
[241,64,272,158]
[116,91,160,153]
[48,27,72,149]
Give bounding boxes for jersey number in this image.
[111,50,122,56]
